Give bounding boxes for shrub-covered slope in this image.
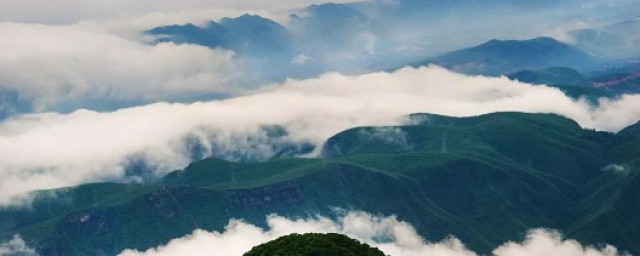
[1,112,638,256]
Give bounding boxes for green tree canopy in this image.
[243,233,388,256]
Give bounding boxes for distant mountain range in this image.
[145,2,639,83]
[147,12,608,83]
[509,67,590,86]
[568,19,640,59]
[147,4,388,81]
[148,14,297,83]
[507,66,640,98]
[2,0,639,120]
[410,37,597,76]
[2,112,640,255]
[149,14,294,59]
[141,2,640,103]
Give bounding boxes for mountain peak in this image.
[425,36,595,75]
[529,36,559,43]
[479,37,565,47]
[220,14,284,28]
[303,2,368,19]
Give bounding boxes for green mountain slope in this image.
[591,71,640,94]
[1,112,638,256]
[508,67,590,87]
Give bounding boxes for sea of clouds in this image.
[0,211,627,256]
[2,66,640,205]
[116,211,625,256]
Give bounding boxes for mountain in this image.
[568,19,640,59]
[411,37,597,76]
[243,233,386,256]
[507,66,640,96]
[567,29,626,58]
[507,67,612,101]
[2,112,640,255]
[148,14,297,83]
[290,3,375,40]
[508,67,590,86]
[143,5,631,84]
[605,19,640,39]
[590,70,640,94]
[148,14,294,58]
[146,10,384,81]
[288,3,386,73]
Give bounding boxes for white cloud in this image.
[587,95,640,132]
[118,211,625,256]
[119,211,477,256]
[0,235,38,256]
[494,229,626,256]
[291,54,312,65]
[1,66,640,204]
[0,23,237,111]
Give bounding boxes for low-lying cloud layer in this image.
[494,230,623,256]
[0,235,38,256]
[0,23,237,112]
[119,211,626,256]
[2,66,640,204]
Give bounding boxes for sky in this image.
[0,0,360,25]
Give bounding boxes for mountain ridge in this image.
[409,37,597,76]
[1,112,639,256]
